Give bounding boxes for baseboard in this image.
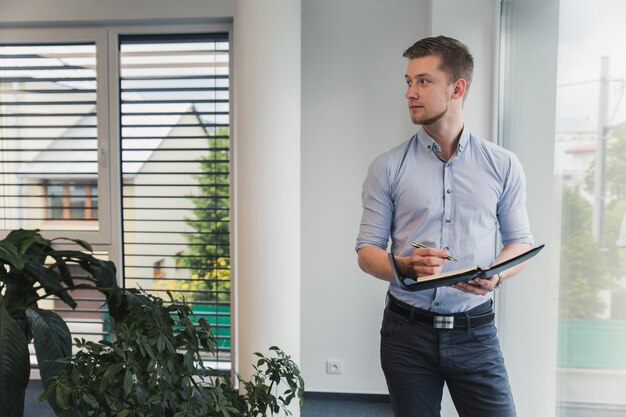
[557,401,626,412]
[304,392,390,403]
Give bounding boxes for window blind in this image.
[118,33,231,371]
[0,43,99,231]
[0,43,107,369]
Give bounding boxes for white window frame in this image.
[0,23,233,280]
[105,23,233,275]
[0,27,113,248]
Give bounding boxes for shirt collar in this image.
[416,126,471,155]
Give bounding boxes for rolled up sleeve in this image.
[497,154,534,245]
[355,156,393,252]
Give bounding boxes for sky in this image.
[556,0,626,130]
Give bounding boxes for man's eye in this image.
[419,79,429,85]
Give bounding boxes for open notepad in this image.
[388,244,545,291]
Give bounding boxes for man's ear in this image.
[451,78,467,100]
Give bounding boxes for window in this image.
[0,26,232,371]
[45,181,98,220]
[0,42,100,232]
[119,33,231,369]
[554,1,626,414]
[500,0,626,414]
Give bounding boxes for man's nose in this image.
[406,86,418,99]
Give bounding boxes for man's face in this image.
[404,55,455,126]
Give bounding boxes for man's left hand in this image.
[450,276,498,295]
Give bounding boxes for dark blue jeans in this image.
[380,303,516,417]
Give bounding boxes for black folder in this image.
[388,244,545,291]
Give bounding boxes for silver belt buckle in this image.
[434,316,454,329]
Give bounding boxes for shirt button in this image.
[446,189,451,194]
[444,246,449,251]
[434,302,440,306]
[446,219,451,223]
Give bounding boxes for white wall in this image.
[301,0,427,394]
[0,0,233,24]
[429,0,501,140]
[300,0,500,396]
[233,0,302,406]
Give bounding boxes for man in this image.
[355,36,534,417]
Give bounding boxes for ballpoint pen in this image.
[411,241,458,262]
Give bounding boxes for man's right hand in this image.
[357,244,450,283]
[398,247,449,279]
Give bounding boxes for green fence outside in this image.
[558,319,626,369]
[191,304,231,350]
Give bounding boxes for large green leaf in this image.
[47,250,99,262]
[1,274,39,323]
[92,260,118,289]
[0,299,30,417]
[49,250,108,287]
[46,250,103,287]
[0,242,26,270]
[26,307,73,415]
[3,228,39,245]
[51,254,75,287]
[23,260,77,309]
[3,228,49,255]
[109,288,150,322]
[26,307,72,379]
[80,260,125,318]
[50,236,93,252]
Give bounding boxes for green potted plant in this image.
[42,290,304,417]
[0,229,118,417]
[0,228,304,417]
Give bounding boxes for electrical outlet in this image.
[326,360,343,374]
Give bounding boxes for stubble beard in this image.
[411,105,448,126]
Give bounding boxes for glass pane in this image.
[119,34,231,371]
[69,183,87,219]
[47,183,65,219]
[555,1,626,415]
[91,184,98,220]
[0,43,99,231]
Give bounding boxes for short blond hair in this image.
[403,36,474,95]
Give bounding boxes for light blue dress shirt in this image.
[356,127,534,313]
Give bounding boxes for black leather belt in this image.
[386,294,494,329]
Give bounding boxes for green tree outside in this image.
[558,187,611,319]
[559,122,626,319]
[175,127,231,302]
